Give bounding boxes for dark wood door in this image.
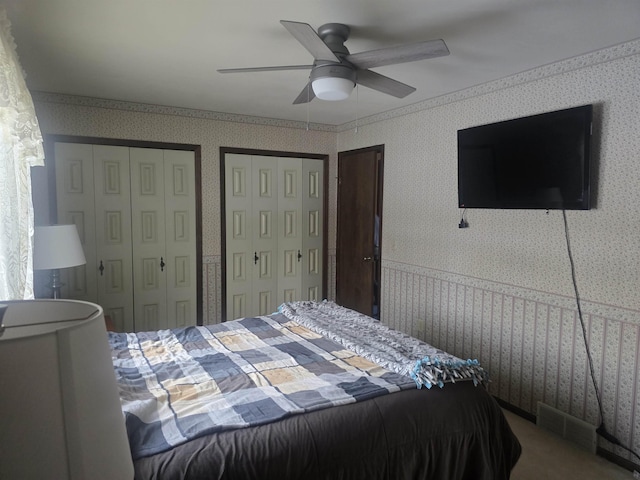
[336,145,383,317]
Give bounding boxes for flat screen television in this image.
[457,104,593,210]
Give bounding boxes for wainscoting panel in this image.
[326,249,336,302]
[203,255,222,325]
[382,259,640,463]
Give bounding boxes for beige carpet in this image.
[503,409,634,479]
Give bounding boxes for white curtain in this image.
[0,8,44,300]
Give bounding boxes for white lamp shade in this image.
[0,300,134,480]
[312,76,355,101]
[34,225,86,270]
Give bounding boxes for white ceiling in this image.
[5,0,640,126]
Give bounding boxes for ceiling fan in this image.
[217,20,449,104]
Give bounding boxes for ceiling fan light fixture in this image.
[310,63,356,101]
[312,77,354,101]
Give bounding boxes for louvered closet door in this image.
[225,154,323,321]
[252,156,279,316]
[130,148,197,331]
[93,145,135,332]
[54,142,97,303]
[55,143,134,331]
[277,157,303,305]
[55,142,197,332]
[302,158,324,302]
[225,154,254,319]
[130,148,167,331]
[225,154,279,319]
[163,150,197,329]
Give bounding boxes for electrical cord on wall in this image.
[458,208,469,228]
[562,210,640,464]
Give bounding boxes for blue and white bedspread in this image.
[109,312,416,459]
[279,301,489,389]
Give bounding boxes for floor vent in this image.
[536,402,597,454]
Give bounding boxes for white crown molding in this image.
[31,37,640,133]
[30,91,339,133]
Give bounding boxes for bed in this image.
[109,301,521,480]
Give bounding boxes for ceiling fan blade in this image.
[356,69,416,98]
[292,82,316,104]
[346,39,449,70]
[280,20,340,62]
[218,65,312,74]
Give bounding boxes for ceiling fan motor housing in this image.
[311,63,356,84]
[317,23,351,56]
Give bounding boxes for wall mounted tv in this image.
[458,104,593,210]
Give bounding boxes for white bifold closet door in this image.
[225,154,323,320]
[54,142,197,332]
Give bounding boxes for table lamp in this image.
[33,224,86,298]
[0,299,134,479]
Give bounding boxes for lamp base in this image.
[48,269,64,299]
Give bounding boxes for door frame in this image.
[336,144,384,317]
[43,134,203,324]
[220,146,329,322]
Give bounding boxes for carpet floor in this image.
[503,409,634,479]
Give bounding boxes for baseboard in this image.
[597,446,640,473]
[494,396,536,423]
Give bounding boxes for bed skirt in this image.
[133,380,521,480]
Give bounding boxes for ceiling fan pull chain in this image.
[355,83,359,134]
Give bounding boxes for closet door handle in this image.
[297,250,302,262]
[160,257,165,272]
[254,252,259,265]
[99,260,104,276]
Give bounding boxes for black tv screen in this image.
[458,105,593,210]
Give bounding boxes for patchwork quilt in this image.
[109,313,416,459]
